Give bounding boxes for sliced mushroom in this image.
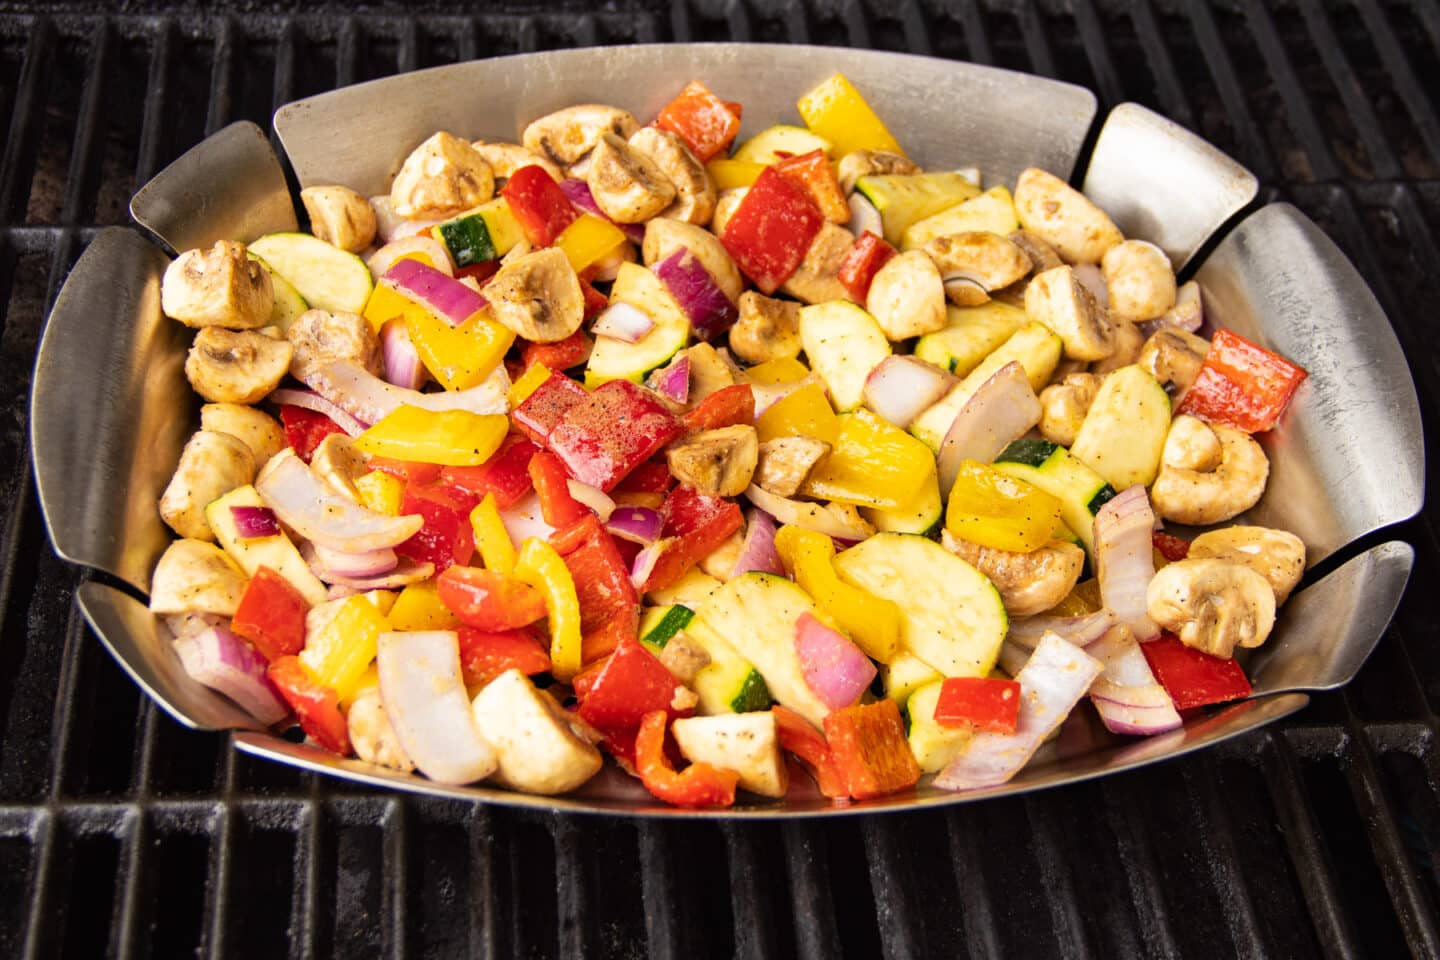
[1146,558,1276,658]
[522,104,641,169]
[1038,372,1102,447]
[185,327,293,404]
[161,240,274,330]
[628,127,716,226]
[1013,167,1124,265]
[470,140,563,182]
[866,250,947,340]
[200,403,285,465]
[922,231,1033,307]
[286,308,383,383]
[755,436,832,497]
[1007,229,1065,274]
[149,538,250,616]
[1139,328,1210,397]
[484,247,585,342]
[780,222,856,306]
[684,342,737,405]
[1150,415,1269,525]
[642,218,743,302]
[1090,319,1145,376]
[585,132,675,224]
[1102,239,1177,321]
[1188,526,1307,605]
[347,687,416,773]
[159,430,257,541]
[836,149,921,195]
[309,433,369,502]
[666,425,759,498]
[658,631,712,685]
[730,291,803,364]
[710,188,747,236]
[389,131,494,219]
[470,668,603,795]
[1024,265,1117,361]
[942,532,1086,617]
[300,185,377,253]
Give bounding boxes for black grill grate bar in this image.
[841,0,872,49]
[1297,0,1401,180]
[49,605,97,800]
[1014,3,1058,78]
[1355,0,1440,170]
[58,20,109,227]
[397,17,419,74]
[293,785,324,959]
[946,809,1002,960]
[899,0,931,56]
[1127,0,1195,129]
[553,816,592,960]
[273,19,297,114]
[134,18,173,186]
[19,810,54,960]
[206,16,235,136]
[202,802,235,958]
[862,816,925,960]
[723,823,781,960]
[109,807,147,960]
[468,807,499,959]
[1071,0,1124,108]
[1183,1,1275,182]
[1023,796,1093,960]
[959,3,994,66]
[335,17,358,89]
[0,19,50,228]
[1182,759,1268,958]
[1242,2,1343,182]
[1099,778,1182,960]
[726,0,754,44]
[638,822,685,960]
[382,797,409,959]
[782,821,841,960]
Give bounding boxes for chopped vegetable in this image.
[821,699,920,800]
[933,677,1021,734]
[298,592,392,703]
[1140,634,1254,710]
[173,625,289,726]
[512,537,583,681]
[794,612,876,710]
[720,166,825,295]
[683,383,755,432]
[945,459,1063,553]
[267,655,352,754]
[436,565,549,630]
[456,626,550,687]
[355,405,508,466]
[656,80,742,163]
[230,566,309,662]
[774,524,901,663]
[635,710,739,808]
[376,630,497,784]
[837,230,897,302]
[403,307,514,391]
[394,483,474,573]
[773,149,849,224]
[382,258,488,327]
[547,380,683,492]
[279,404,350,462]
[470,494,519,574]
[1177,328,1306,433]
[797,73,904,158]
[638,485,744,592]
[501,165,579,247]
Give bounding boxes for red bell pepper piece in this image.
[521,329,592,372]
[581,614,638,665]
[655,80,742,164]
[837,230,897,301]
[528,450,591,528]
[547,380,684,492]
[822,699,921,800]
[500,165,578,247]
[278,405,348,463]
[639,485,744,592]
[456,626,551,687]
[933,677,1021,734]
[614,459,674,496]
[266,656,351,755]
[579,277,610,320]
[773,149,849,224]
[439,434,538,511]
[772,705,848,799]
[512,370,588,446]
[635,710,739,807]
[1140,634,1253,710]
[395,483,474,573]
[1176,328,1307,433]
[230,566,309,663]
[551,513,640,629]
[436,565,549,631]
[724,102,743,122]
[1153,531,1192,563]
[682,383,755,431]
[576,637,690,734]
[367,456,444,487]
[456,260,500,285]
[720,166,825,295]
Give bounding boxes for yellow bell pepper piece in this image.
[801,408,932,510]
[355,405,508,466]
[797,73,905,159]
[342,664,380,708]
[298,593,392,704]
[555,214,627,273]
[507,363,554,409]
[405,308,514,392]
[707,158,766,190]
[362,251,436,334]
[945,459,1062,552]
[513,538,582,682]
[744,357,810,385]
[755,382,840,445]
[354,469,405,516]
[476,197,525,256]
[774,525,901,662]
[389,581,460,631]
[470,494,517,574]
[1047,577,1103,617]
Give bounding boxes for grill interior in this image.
[3,1,1440,956]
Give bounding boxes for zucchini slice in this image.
[249,232,373,314]
[732,124,832,165]
[798,300,891,412]
[901,185,1020,251]
[250,255,309,332]
[992,439,1116,557]
[913,302,1026,376]
[855,172,981,246]
[1069,364,1171,490]
[584,262,690,387]
[683,617,774,715]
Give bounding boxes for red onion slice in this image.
[590,302,655,343]
[1007,608,1119,650]
[381,258,487,326]
[380,318,427,390]
[1085,625,1181,736]
[653,249,738,342]
[794,612,875,711]
[934,633,1103,791]
[500,491,555,547]
[256,449,424,552]
[862,355,957,429]
[744,485,873,541]
[567,479,616,521]
[731,509,784,578]
[268,388,369,437]
[936,362,1041,496]
[648,354,691,404]
[230,505,280,540]
[1094,485,1159,641]
[310,543,400,579]
[302,359,508,426]
[631,539,670,589]
[377,630,497,784]
[367,235,453,277]
[173,626,289,726]
[559,178,646,245]
[606,506,663,545]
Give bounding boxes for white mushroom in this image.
[470,669,603,795]
[1188,525,1307,605]
[1146,558,1276,658]
[309,433,369,502]
[1038,372,1102,447]
[484,247,585,343]
[1149,415,1269,525]
[1007,229,1065,274]
[300,185,377,253]
[1013,167,1124,265]
[161,240,274,330]
[666,425,759,498]
[922,231,1032,307]
[1102,239,1176,320]
[200,403,285,465]
[185,327,293,404]
[671,712,788,798]
[1139,328,1210,397]
[642,218,743,302]
[628,127,716,226]
[470,140,563,182]
[1091,319,1146,376]
[866,250,947,340]
[521,104,641,169]
[730,292,802,364]
[683,342,738,405]
[780,222,856,306]
[1024,265,1117,361]
[942,533,1085,617]
[149,539,250,616]
[389,131,494,219]
[286,308,382,383]
[710,188,747,236]
[836,149,921,195]
[347,687,416,773]
[658,631,712,685]
[585,132,676,224]
[754,437,831,497]
[159,430,257,541]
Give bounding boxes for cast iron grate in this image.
[1,1,1439,956]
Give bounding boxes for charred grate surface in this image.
[1,1,1439,956]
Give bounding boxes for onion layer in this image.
[173,626,289,726]
[936,361,1041,495]
[269,388,369,436]
[367,235,453,277]
[377,630,498,784]
[653,249,738,342]
[590,302,655,343]
[567,479,617,521]
[1007,609,1118,650]
[381,318,427,390]
[648,354,691,404]
[732,509,784,578]
[606,506,663,545]
[862,355,956,429]
[1094,485,1159,640]
[230,505,280,540]
[1085,626,1181,736]
[256,449,423,552]
[302,359,508,426]
[381,258,487,326]
[744,485,873,541]
[794,613,875,710]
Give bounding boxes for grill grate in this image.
[2,2,1440,956]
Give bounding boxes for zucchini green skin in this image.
[992,439,1116,557]
[248,232,373,315]
[639,604,694,651]
[434,213,497,267]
